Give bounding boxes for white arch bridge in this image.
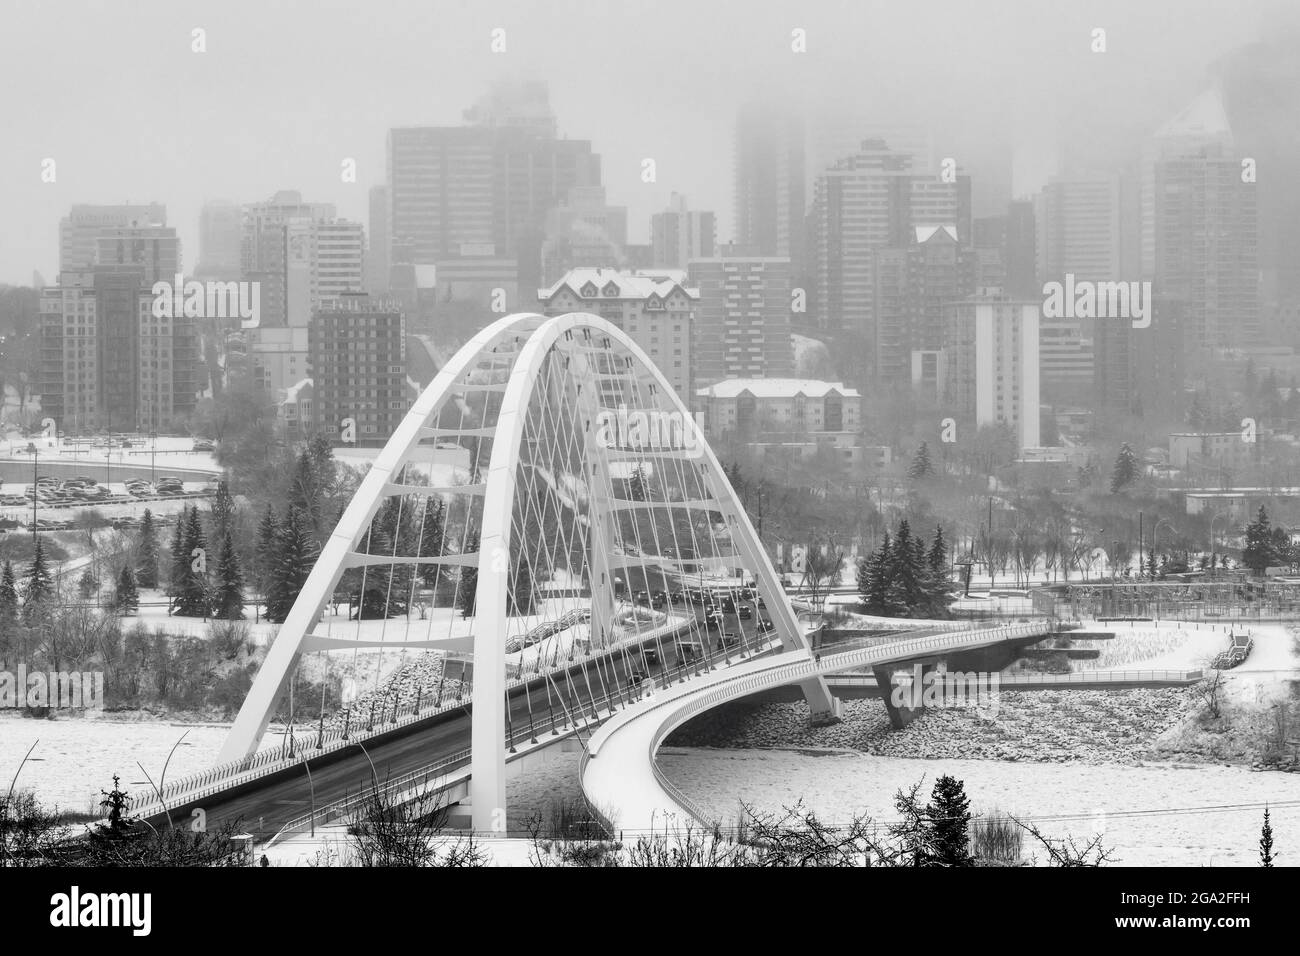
[136,312,1057,839]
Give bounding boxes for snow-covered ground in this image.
[659,747,1300,866]
[0,713,232,815]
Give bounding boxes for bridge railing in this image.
[825,668,1206,686]
[131,615,699,819]
[591,619,1055,831]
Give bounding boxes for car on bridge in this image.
[718,631,741,649]
[675,640,704,663]
[738,604,753,619]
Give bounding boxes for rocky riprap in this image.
[665,687,1201,764]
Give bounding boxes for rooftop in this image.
[538,267,698,302]
[695,378,860,399]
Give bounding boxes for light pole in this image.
[1153,519,1177,576]
[1209,511,1227,574]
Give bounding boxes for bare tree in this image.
[1011,816,1116,867]
[1196,670,1225,719]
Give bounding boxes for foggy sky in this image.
[0,0,1293,286]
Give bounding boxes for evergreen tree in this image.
[213,529,245,620]
[255,504,279,584]
[168,511,187,600]
[1109,443,1139,493]
[927,526,947,576]
[265,505,319,623]
[24,536,54,621]
[908,441,934,480]
[208,480,237,544]
[174,505,211,617]
[925,775,972,867]
[458,527,480,617]
[78,565,97,600]
[1260,807,1275,867]
[0,560,18,620]
[136,508,160,589]
[1243,505,1276,575]
[862,533,893,614]
[288,449,324,538]
[894,520,923,609]
[114,564,139,615]
[418,498,446,589]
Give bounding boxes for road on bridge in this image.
[152,592,774,840]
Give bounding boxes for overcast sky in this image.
[0,0,1292,286]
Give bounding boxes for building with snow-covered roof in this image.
[537,267,697,397]
[693,378,864,465]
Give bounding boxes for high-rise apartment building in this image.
[873,225,976,382]
[537,267,696,398]
[688,250,795,390]
[367,185,390,294]
[308,293,409,446]
[59,203,167,275]
[40,267,198,432]
[808,140,970,351]
[196,200,242,280]
[651,193,716,269]
[1036,175,1125,288]
[942,293,1040,450]
[734,101,805,268]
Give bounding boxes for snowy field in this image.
[659,747,1300,866]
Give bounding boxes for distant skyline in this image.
[1,0,1293,286]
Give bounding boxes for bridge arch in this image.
[218,312,836,831]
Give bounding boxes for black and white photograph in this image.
[0,0,1294,932]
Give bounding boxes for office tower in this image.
[59,203,167,275]
[808,139,970,349]
[734,100,805,268]
[462,78,557,137]
[196,200,242,280]
[387,126,498,267]
[873,225,976,382]
[1092,317,1135,421]
[942,293,1040,450]
[367,185,390,294]
[1004,200,1038,298]
[1039,319,1095,405]
[539,185,628,286]
[651,193,716,269]
[1036,175,1124,290]
[688,249,795,389]
[492,129,602,294]
[1140,88,1234,280]
[388,86,601,294]
[1218,34,1300,300]
[309,293,408,446]
[1153,144,1258,354]
[537,267,697,398]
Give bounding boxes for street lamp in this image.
[1209,511,1228,573]
[1153,519,1177,576]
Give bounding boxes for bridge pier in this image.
[873,662,937,729]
